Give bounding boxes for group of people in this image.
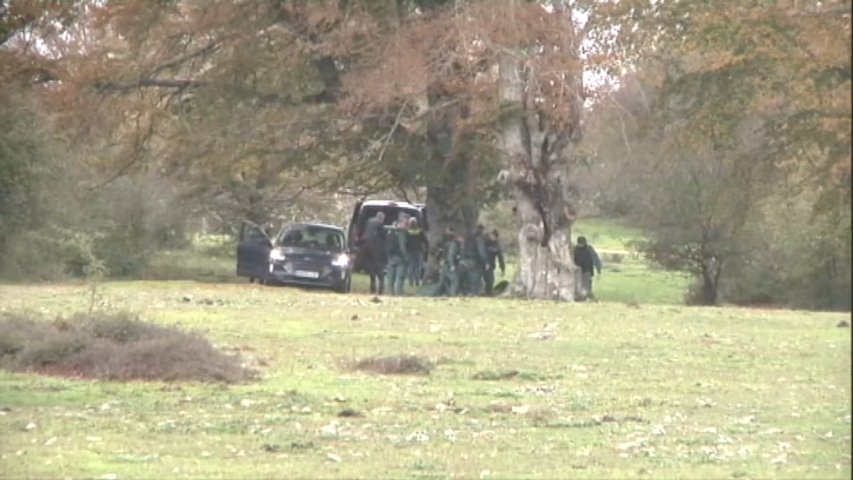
[359,211,429,296]
[435,224,505,297]
[358,212,505,297]
[358,210,603,300]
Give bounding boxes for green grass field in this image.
[1,281,850,479]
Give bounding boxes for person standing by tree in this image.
[484,229,506,296]
[460,224,489,295]
[573,236,602,301]
[386,218,409,296]
[363,211,387,294]
[405,217,428,288]
[438,227,461,296]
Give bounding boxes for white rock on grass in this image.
[326,453,342,463]
[405,432,430,443]
[319,422,340,438]
[511,405,530,415]
[770,452,788,464]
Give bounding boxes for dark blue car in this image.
[237,222,352,293]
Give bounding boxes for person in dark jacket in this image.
[386,218,409,295]
[573,236,602,301]
[362,211,387,294]
[437,227,461,296]
[460,224,489,295]
[405,217,428,287]
[483,229,506,296]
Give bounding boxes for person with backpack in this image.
[386,218,409,295]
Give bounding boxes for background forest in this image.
[1,0,850,309]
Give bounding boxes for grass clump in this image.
[353,354,432,375]
[0,311,254,383]
[471,369,520,380]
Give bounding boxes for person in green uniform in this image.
[386,218,409,296]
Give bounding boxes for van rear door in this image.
[347,200,363,252]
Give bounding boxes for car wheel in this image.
[335,274,352,294]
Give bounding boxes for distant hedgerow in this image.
[0,311,255,383]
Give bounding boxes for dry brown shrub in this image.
[0,311,254,383]
[353,354,431,375]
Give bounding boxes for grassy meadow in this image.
[0,281,850,479]
[0,218,849,479]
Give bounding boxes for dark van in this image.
[347,200,427,271]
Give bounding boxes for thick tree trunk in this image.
[499,52,582,301]
[423,155,481,281]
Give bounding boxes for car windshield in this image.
[278,226,344,252]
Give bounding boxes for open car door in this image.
[236,221,273,282]
[347,200,363,253]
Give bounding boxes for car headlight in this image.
[269,248,286,262]
[331,253,350,268]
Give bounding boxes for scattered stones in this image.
[24,422,36,431]
[405,431,430,443]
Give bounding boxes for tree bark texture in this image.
[499,53,582,301]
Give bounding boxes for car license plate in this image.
[295,270,319,279]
